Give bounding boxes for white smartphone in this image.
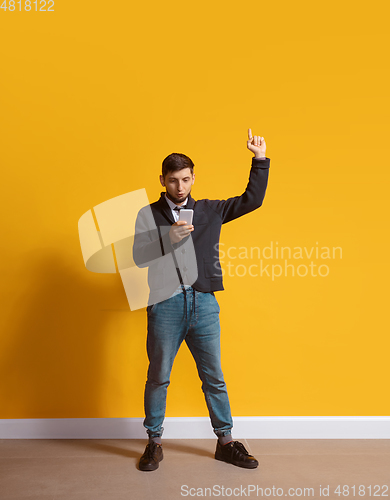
[179,209,194,225]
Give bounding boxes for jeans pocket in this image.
[147,303,158,314]
[210,294,220,313]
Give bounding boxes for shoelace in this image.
[145,442,160,458]
[232,441,250,456]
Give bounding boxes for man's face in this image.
[160,168,195,205]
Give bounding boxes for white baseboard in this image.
[1,417,389,439]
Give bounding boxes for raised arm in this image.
[206,128,270,224]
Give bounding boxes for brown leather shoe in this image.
[215,440,258,469]
[138,442,163,471]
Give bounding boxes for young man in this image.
[132,129,270,471]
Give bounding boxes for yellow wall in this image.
[0,0,389,419]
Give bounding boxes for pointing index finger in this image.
[248,128,253,140]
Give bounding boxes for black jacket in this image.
[133,156,270,304]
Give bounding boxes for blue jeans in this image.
[144,286,233,438]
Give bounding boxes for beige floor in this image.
[0,439,389,499]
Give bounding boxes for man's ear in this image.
[192,173,195,184]
[160,174,165,187]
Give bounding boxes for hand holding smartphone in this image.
[169,209,194,244]
[178,209,194,225]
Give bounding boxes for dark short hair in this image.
[162,153,194,179]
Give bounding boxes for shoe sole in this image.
[215,453,258,469]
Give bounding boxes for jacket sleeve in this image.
[206,156,270,224]
[132,206,176,268]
